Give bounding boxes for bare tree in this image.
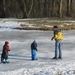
[51,0,56,17]
[22,0,33,18]
[59,0,63,17]
[67,0,71,17]
[0,0,75,18]
[43,0,46,17]
[70,0,72,12]
[3,0,6,17]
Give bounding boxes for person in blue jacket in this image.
[31,40,38,60]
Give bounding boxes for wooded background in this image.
[0,0,75,18]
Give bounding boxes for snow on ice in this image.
[0,19,75,75]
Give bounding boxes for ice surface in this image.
[0,19,75,75]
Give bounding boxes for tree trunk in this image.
[43,0,46,17]
[67,0,71,17]
[3,0,6,17]
[22,0,27,18]
[51,0,55,17]
[70,0,72,12]
[27,0,33,17]
[59,0,63,17]
[22,0,33,18]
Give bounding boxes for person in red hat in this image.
[1,41,10,63]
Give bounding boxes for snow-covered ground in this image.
[0,19,75,75]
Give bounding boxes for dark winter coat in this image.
[54,29,60,37]
[31,41,37,51]
[1,45,10,59]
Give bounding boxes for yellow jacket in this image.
[54,32,64,40]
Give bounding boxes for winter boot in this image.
[5,59,9,63]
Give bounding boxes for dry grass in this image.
[15,24,75,31]
[14,18,75,31]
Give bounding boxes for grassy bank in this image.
[14,18,75,31]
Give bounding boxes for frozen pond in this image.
[0,30,75,72]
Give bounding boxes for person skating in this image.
[1,41,10,63]
[31,40,38,60]
[51,26,63,59]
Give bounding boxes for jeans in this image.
[55,40,62,58]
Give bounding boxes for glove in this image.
[51,37,54,41]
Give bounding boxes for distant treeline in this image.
[0,0,75,18]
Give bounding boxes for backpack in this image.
[54,32,64,40]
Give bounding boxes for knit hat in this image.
[5,41,9,45]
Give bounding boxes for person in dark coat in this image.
[1,41,10,63]
[31,40,38,60]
